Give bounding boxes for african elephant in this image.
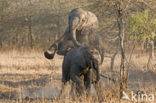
[68,8,98,47]
[44,8,104,64]
[60,46,101,97]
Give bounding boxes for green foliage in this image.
[128,10,156,42]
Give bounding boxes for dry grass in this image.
[0,50,155,103]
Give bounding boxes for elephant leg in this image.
[70,82,77,100]
[71,75,85,96]
[93,81,103,102]
[60,58,70,98]
[84,70,91,96]
[62,57,70,83]
[70,65,85,96]
[59,82,68,98]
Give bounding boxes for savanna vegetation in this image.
[0,0,156,103]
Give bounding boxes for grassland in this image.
[0,50,155,103]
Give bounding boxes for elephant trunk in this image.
[44,44,57,59]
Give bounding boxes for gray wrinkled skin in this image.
[68,8,98,47]
[60,46,101,97]
[44,8,104,64]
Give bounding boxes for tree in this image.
[0,0,9,48]
[128,10,156,69]
[108,0,130,98]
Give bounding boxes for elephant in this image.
[68,8,98,47]
[60,46,102,98]
[44,8,104,64]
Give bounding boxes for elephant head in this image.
[68,8,98,47]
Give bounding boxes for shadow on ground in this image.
[0,69,155,100]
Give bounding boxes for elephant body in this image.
[44,8,104,64]
[61,46,100,96]
[44,8,104,99]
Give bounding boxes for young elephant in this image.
[60,46,101,97]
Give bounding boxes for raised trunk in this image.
[44,30,67,59]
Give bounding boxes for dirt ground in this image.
[0,51,155,103]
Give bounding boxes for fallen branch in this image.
[100,74,116,83]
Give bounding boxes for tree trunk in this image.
[147,40,155,70]
[151,41,155,59]
[0,37,2,48]
[110,48,118,71]
[117,8,128,99]
[28,24,33,48]
[28,16,33,49]
[110,38,119,71]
